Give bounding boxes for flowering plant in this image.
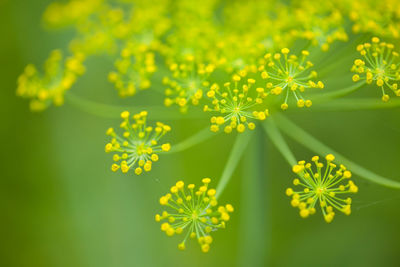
[17,0,400,255]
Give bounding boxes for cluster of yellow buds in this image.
[204,71,269,133]
[105,111,171,175]
[163,55,215,113]
[286,154,358,223]
[16,50,85,111]
[349,0,400,39]
[351,37,400,102]
[259,48,324,110]
[290,2,348,51]
[43,0,102,29]
[156,178,233,252]
[108,43,156,98]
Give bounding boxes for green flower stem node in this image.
[262,119,297,166]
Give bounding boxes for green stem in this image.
[238,128,267,266]
[169,127,216,153]
[215,131,253,198]
[311,82,366,100]
[274,113,400,189]
[262,119,297,166]
[310,97,400,111]
[65,92,203,120]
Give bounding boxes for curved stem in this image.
[215,131,253,199]
[262,119,297,166]
[169,127,216,153]
[65,92,203,120]
[310,97,400,111]
[311,82,366,100]
[274,113,400,189]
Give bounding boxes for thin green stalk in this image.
[169,127,216,153]
[311,82,366,100]
[65,92,203,120]
[310,97,400,111]
[274,113,400,189]
[262,119,297,166]
[238,128,267,266]
[215,131,253,198]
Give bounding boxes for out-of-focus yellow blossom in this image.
[290,1,348,51]
[348,0,400,39]
[16,50,85,111]
[108,42,156,97]
[163,55,215,113]
[42,0,103,29]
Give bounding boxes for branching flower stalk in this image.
[16,0,400,255]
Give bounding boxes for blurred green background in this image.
[1,1,400,266]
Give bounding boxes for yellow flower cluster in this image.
[259,48,324,110]
[16,50,85,111]
[105,111,171,175]
[351,37,400,102]
[349,0,400,39]
[290,1,348,51]
[163,55,215,112]
[286,154,358,223]
[108,43,156,97]
[156,178,233,253]
[204,71,269,133]
[43,0,102,29]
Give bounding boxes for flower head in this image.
[351,37,400,102]
[108,43,156,97]
[291,2,348,51]
[163,55,214,113]
[16,50,85,111]
[259,48,324,110]
[204,71,269,133]
[286,154,358,223]
[156,178,233,252]
[105,111,171,175]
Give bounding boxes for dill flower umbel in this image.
[156,178,233,253]
[286,154,358,223]
[291,1,348,51]
[351,37,400,102]
[259,48,324,110]
[105,111,171,175]
[204,72,269,133]
[108,42,156,97]
[163,55,215,112]
[16,50,86,111]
